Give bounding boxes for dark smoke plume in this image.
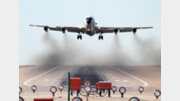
[30,32,160,67]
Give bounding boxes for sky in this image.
[20,0,161,65]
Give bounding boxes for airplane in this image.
[30,16,153,40]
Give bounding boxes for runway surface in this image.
[19,65,161,101]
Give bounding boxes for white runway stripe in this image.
[116,68,148,87]
[24,66,60,86]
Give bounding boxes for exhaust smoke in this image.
[30,32,160,67]
[133,34,161,65]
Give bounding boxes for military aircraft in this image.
[30,16,153,40]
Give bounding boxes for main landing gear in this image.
[99,35,103,40]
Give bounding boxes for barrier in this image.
[96,81,112,90]
[96,81,112,97]
[70,78,81,90]
[70,78,81,96]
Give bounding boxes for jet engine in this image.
[62,27,66,34]
[114,29,118,34]
[44,26,48,32]
[133,28,137,34]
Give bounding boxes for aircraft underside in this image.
[29,16,153,41]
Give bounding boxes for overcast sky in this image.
[20,0,160,65]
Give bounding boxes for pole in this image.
[108,89,111,97]
[86,92,89,101]
[68,72,70,101]
[121,93,124,98]
[99,90,102,96]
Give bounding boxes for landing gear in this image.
[99,35,103,40]
[77,35,82,40]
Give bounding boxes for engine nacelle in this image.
[44,26,48,32]
[133,28,137,34]
[62,27,66,34]
[114,29,118,34]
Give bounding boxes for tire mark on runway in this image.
[61,66,106,86]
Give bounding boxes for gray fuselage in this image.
[85,16,97,36]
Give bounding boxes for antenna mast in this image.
[91,5,94,16]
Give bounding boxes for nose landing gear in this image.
[77,35,82,40]
[99,35,103,40]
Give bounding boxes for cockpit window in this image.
[90,16,95,21]
[86,16,95,21]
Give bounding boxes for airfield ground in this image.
[19,65,161,101]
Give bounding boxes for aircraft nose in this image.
[87,18,92,24]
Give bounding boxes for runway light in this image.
[112,86,117,94]
[19,96,24,101]
[31,85,37,93]
[19,87,22,95]
[72,97,83,101]
[138,86,144,95]
[84,86,91,98]
[119,87,126,98]
[154,90,161,99]
[84,86,91,92]
[58,84,64,93]
[50,86,57,97]
[129,97,140,101]
[84,80,91,87]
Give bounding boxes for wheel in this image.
[99,35,103,40]
[80,35,82,40]
[99,36,103,40]
[77,35,79,40]
[101,36,103,40]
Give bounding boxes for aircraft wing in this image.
[29,24,86,33]
[95,26,153,34]
[65,27,86,33]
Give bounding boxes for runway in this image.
[19,65,161,101]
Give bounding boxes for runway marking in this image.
[24,66,60,86]
[116,68,148,87]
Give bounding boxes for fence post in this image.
[68,72,70,101]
